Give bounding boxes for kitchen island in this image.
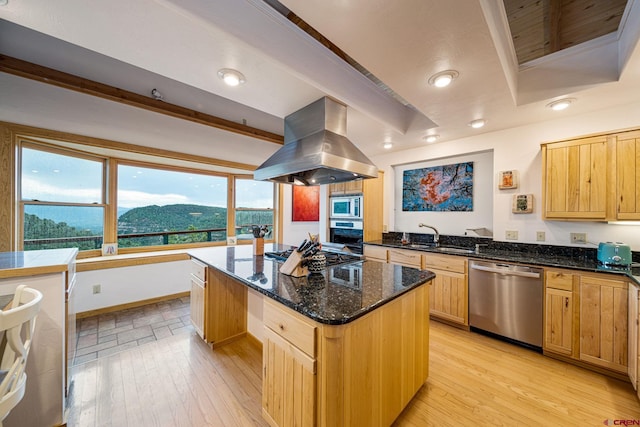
[188,244,434,427]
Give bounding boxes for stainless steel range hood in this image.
[253,97,378,185]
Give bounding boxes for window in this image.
[235,178,274,240]
[21,145,105,251]
[117,164,228,247]
[17,141,277,253]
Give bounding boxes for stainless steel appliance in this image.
[329,219,363,254]
[330,195,363,220]
[597,241,632,269]
[469,260,543,350]
[254,97,378,185]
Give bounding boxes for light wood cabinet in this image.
[363,244,388,262]
[614,130,640,220]
[542,136,608,220]
[328,180,363,196]
[189,259,207,340]
[388,247,422,269]
[206,267,248,347]
[362,172,384,243]
[263,299,317,427]
[544,270,576,356]
[628,283,639,391]
[424,253,468,326]
[580,274,628,373]
[262,283,430,427]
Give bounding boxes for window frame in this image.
[15,139,278,257]
[233,175,276,242]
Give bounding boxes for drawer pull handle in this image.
[279,323,285,330]
[565,297,569,308]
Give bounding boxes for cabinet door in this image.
[545,287,573,355]
[543,137,607,219]
[208,268,247,346]
[629,284,639,389]
[328,182,345,195]
[363,244,388,262]
[344,179,363,194]
[428,269,467,325]
[388,248,422,269]
[616,133,640,220]
[362,172,384,242]
[263,326,316,427]
[580,276,628,373]
[190,274,206,340]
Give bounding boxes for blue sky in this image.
[22,147,273,209]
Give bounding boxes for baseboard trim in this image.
[76,291,190,319]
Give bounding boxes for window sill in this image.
[77,249,191,272]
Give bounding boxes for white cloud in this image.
[22,177,101,203]
[117,190,191,208]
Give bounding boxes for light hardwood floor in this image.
[67,320,640,426]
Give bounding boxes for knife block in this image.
[253,237,264,256]
[279,250,308,277]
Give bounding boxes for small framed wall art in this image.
[512,194,533,214]
[498,170,518,190]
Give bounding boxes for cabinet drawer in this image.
[190,259,207,282]
[545,270,574,291]
[264,299,316,357]
[388,249,422,268]
[363,245,388,262]
[423,253,467,274]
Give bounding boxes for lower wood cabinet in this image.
[262,284,430,427]
[580,275,628,373]
[362,244,388,262]
[544,268,630,375]
[189,259,207,340]
[189,260,248,346]
[387,247,422,268]
[262,300,317,427]
[424,253,468,326]
[544,270,576,356]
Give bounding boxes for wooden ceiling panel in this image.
[505,0,628,64]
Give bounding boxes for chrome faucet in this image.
[418,223,439,245]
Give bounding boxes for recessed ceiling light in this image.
[428,70,459,88]
[383,142,393,149]
[469,119,486,129]
[546,98,575,111]
[217,68,246,87]
[423,135,439,143]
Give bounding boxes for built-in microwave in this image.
[330,195,363,219]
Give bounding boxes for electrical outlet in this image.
[536,231,546,242]
[505,230,518,240]
[383,224,388,233]
[227,236,237,245]
[570,232,587,244]
[92,284,101,294]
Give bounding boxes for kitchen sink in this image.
[432,246,476,254]
[405,244,436,249]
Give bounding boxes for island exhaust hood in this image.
[253,97,378,185]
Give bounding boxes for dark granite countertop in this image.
[365,239,640,285]
[188,244,435,325]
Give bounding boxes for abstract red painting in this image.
[292,186,320,221]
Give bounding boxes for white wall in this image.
[280,184,324,246]
[393,150,493,236]
[372,101,640,250]
[76,260,191,313]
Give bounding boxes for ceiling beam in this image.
[0,55,284,146]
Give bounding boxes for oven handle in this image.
[470,264,541,279]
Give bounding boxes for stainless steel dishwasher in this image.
[469,260,543,350]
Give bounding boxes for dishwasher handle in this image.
[470,263,541,279]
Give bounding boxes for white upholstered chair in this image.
[0,285,43,427]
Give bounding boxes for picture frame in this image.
[101,243,118,256]
[292,186,320,221]
[512,194,533,214]
[498,170,518,189]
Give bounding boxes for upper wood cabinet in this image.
[328,179,363,195]
[614,130,640,220]
[542,127,640,221]
[542,136,608,220]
